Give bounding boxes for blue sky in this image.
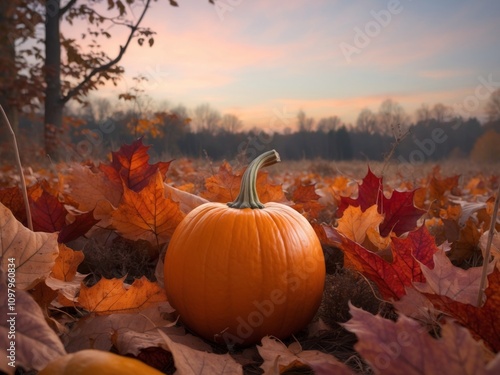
[79,0,500,131]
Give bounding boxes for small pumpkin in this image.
[164,150,325,346]
[38,349,164,375]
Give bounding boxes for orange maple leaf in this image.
[428,166,460,202]
[201,161,241,203]
[78,276,167,315]
[63,163,122,211]
[291,182,324,220]
[201,161,286,204]
[51,244,84,282]
[111,170,184,246]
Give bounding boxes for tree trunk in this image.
[0,1,19,138]
[44,0,63,159]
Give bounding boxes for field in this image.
[0,139,499,374]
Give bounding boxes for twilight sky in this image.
[73,0,500,131]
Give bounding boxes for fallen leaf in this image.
[480,230,500,263]
[378,188,426,236]
[344,304,499,375]
[338,168,425,236]
[99,137,171,192]
[0,186,27,224]
[257,336,354,375]
[201,161,241,203]
[164,183,208,214]
[78,276,167,315]
[50,243,84,282]
[429,171,460,202]
[57,210,99,244]
[333,225,438,300]
[338,167,383,216]
[201,161,286,204]
[0,273,66,372]
[64,163,122,211]
[337,205,384,245]
[63,305,175,352]
[158,330,244,375]
[414,249,495,306]
[45,272,86,303]
[114,326,210,357]
[0,203,59,290]
[425,268,500,352]
[448,217,484,265]
[29,189,67,233]
[111,171,185,246]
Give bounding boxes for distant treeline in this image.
[149,118,493,163]
[9,113,500,163]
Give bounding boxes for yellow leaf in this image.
[337,205,384,244]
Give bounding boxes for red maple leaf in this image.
[99,137,171,192]
[338,167,425,236]
[425,268,500,352]
[58,210,100,244]
[338,167,383,215]
[324,225,438,300]
[29,189,67,233]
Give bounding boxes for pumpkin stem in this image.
[228,149,281,209]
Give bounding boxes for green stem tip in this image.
[228,149,281,209]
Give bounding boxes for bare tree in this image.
[297,110,314,132]
[221,113,243,133]
[377,99,409,135]
[355,108,377,133]
[415,103,432,123]
[317,116,342,132]
[432,103,451,122]
[193,103,221,134]
[485,88,500,122]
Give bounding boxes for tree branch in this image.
[61,0,152,104]
[59,0,78,17]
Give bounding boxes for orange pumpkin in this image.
[38,349,164,375]
[164,150,325,346]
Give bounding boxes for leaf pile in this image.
[0,139,499,374]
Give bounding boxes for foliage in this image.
[0,138,499,374]
[470,130,500,163]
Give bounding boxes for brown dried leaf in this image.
[158,330,243,375]
[257,336,354,375]
[0,203,59,290]
[0,275,66,372]
[63,305,174,352]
